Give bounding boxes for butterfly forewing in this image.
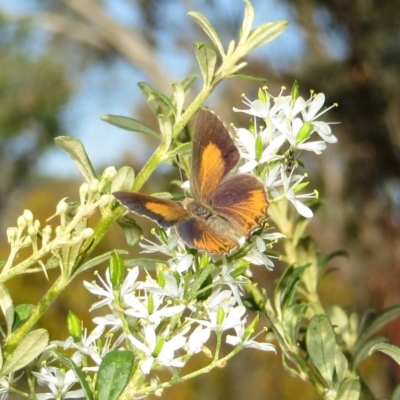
[191,109,240,202]
[113,192,189,228]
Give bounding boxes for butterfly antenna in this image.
[176,155,187,199]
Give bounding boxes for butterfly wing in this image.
[211,174,268,237]
[191,109,240,202]
[113,191,189,228]
[176,218,238,254]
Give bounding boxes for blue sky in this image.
[2,0,346,178]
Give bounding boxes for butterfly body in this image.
[113,109,268,254]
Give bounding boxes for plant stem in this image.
[3,272,70,357]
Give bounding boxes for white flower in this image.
[124,292,185,326]
[226,324,276,352]
[187,326,211,354]
[244,231,285,269]
[33,366,84,399]
[273,168,316,218]
[128,326,187,374]
[83,269,115,312]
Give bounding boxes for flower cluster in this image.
[234,86,337,218]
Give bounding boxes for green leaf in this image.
[239,0,255,43]
[158,114,173,148]
[282,304,307,347]
[52,349,94,400]
[117,216,143,247]
[124,257,165,270]
[230,73,267,82]
[369,343,400,365]
[101,115,160,138]
[391,381,400,400]
[244,20,289,54]
[110,251,125,288]
[96,350,135,400]
[76,250,128,275]
[318,250,348,268]
[187,11,224,56]
[171,82,185,118]
[12,304,35,332]
[306,315,336,388]
[354,306,400,355]
[0,285,14,336]
[335,378,360,400]
[334,348,348,386]
[1,329,49,376]
[111,166,135,192]
[353,336,388,368]
[165,142,192,161]
[180,74,198,92]
[138,82,176,115]
[54,136,97,182]
[194,42,218,86]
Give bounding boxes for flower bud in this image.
[109,251,124,289]
[296,121,313,143]
[89,179,99,194]
[56,199,69,215]
[102,166,117,182]
[6,227,18,243]
[80,228,94,239]
[79,183,89,204]
[67,311,82,339]
[17,215,26,230]
[23,210,34,225]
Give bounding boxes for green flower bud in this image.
[296,121,313,143]
[109,251,124,289]
[67,311,82,339]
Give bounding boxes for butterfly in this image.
[113,109,268,254]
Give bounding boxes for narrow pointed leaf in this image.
[101,115,160,138]
[172,82,185,118]
[194,42,217,86]
[334,348,348,386]
[230,73,267,82]
[181,74,198,91]
[75,250,128,275]
[1,329,49,375]
[0,285,14,336]
[138,82,176,115]
[369,343,400,365]
[354,306,400,354]
[54,136,96,182]
[96,350,135,400]
[52,350,94,400]
[306,315,336,388]
[353,336,388,368]
[111,166,135,192]
[165,142,192,161]
[244,20,289,54]
[158,114,173,148]
[239,0,255,43]
[187,11,224,55]
[335,378,360,400]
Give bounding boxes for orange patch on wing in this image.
[193,229,237,253]
[145,201,186,221]
[198,143,225,197]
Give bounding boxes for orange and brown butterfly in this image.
[113,109,268,254]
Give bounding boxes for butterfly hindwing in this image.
[211,174,268,237]
[176,218,238,254]
[113,191,189,228]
